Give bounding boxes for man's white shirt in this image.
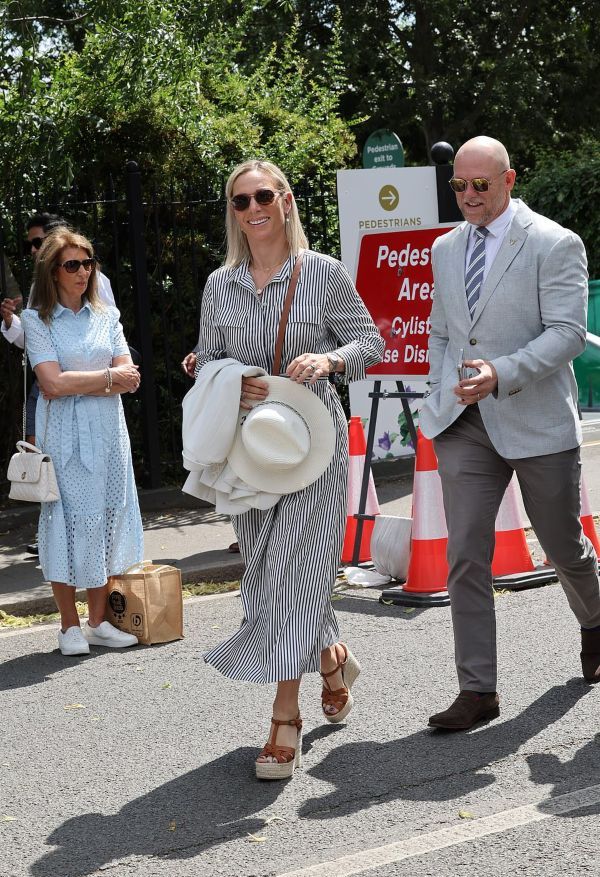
[464,199,518,284]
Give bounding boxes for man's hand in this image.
[454,359,498,405]
[1,296,22,329]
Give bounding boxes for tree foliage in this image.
[2,0,600,194]
[227,0,600,167]
[0,0,355,203]
[518,141,600,279]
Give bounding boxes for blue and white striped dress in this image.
[197,250,384,683]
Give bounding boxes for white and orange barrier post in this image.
[341,416,380,564]
[380,428,450,606]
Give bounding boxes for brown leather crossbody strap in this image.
[272,250,304,376]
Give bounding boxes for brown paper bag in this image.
[106,561,184,645]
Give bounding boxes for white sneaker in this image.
[58,626,91,656]
[83,620,138,648]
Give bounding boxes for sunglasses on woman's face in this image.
[25,237,44,251]
[229,189,280,212]
[56,257,96,273]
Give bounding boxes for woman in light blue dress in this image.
[21,229,143,656]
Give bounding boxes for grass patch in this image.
[182,580,240,597]
[0,583,240,630]
[0,602,87,629]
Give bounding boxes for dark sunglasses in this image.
[229,188,280,212]
[56,257,96,273]
[25,236,44,251]
[449,170,509,193]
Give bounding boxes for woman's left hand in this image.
[287,353,330,385]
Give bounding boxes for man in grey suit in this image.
[419,135,600,730]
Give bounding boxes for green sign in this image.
[362,129,404,169]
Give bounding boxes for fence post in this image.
[126,160,162,489]
[0,222,7,297]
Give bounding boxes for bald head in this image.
[452,136,516,226]
[455,137,511,174]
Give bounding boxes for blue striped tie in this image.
[465,226,489,319]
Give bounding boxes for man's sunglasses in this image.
[449,170,509,193]
[229,189,280,212]
[56,257,96,273]
[25,237,44,251]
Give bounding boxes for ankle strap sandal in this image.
[255,715,303,781]
[320,643,361,724]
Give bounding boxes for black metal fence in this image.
[0,164,339,493]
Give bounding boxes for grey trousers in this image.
[433,405,600,692]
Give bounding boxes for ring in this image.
[308,363,316,372]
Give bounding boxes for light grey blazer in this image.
[419,199,587,458]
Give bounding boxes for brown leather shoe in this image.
[428,691,500,731]
[581,628,600,683]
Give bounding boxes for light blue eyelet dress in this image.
[21,303,143,589]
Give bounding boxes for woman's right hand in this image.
[110,364,141,393]
[240,376,269,410]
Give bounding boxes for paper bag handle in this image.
[121,559,173,575]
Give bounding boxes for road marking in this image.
[582,439,600,447]
[277,783,600,877]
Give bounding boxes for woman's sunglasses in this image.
[56,257,96,273]
[449,170,509,193]
[229,189,280,212]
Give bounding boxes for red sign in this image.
[355,226,454,377]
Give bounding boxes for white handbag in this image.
[7,337,60,504]
[8,439,60,503]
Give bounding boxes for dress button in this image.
[469,338,477,346]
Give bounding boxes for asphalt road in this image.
[1,580,599,877]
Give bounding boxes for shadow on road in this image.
[527,730,600,819]
[333,592,428,620]
[31,746,290,877]
[0,648,106,692]
[30,681,594,876]
[298,680,593,819]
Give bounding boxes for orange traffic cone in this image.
[580,473,600,555]
[491,475,535,576]
[380,428,450,606]
[341,417,380,563]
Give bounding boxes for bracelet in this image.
[104,367,112,394]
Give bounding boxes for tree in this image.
[240,1,600,167]
[518,141,600,279]
[0,0,355,204]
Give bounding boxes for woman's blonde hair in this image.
[224,160,309,268]
[30,229,100,323]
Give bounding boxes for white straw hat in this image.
[227,376,336,494]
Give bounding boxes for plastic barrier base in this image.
[493,565,558,591]
[378,565,558,606]
[379,585,451,607]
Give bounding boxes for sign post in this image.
[337,146,461,567]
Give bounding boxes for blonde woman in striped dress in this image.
[196,160,384,779]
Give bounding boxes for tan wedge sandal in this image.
[255,715,303,780]
[320,642,361,724]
